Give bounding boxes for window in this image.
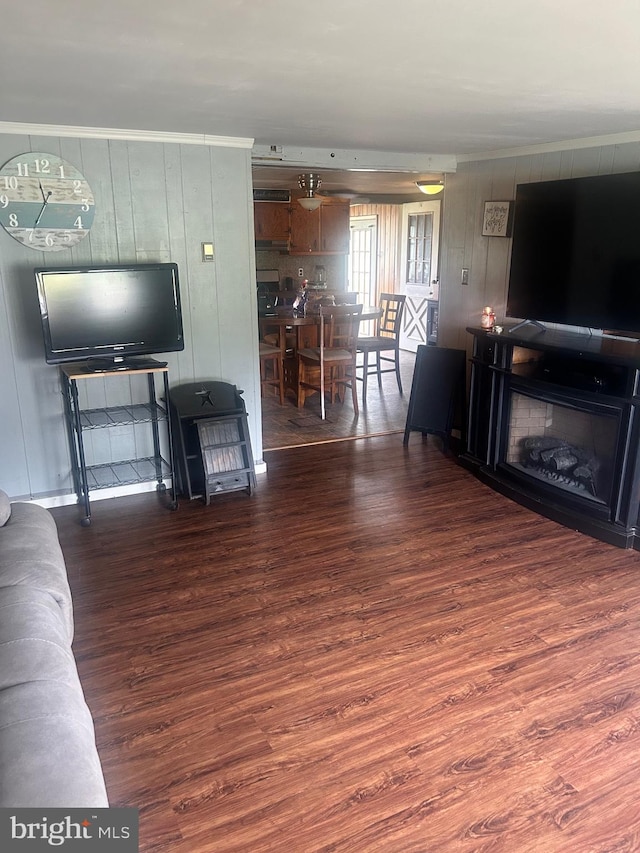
[406,213,433,285]
[348,215,377,304]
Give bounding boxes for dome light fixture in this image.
[416,179,444,195]
[298,173,323,211]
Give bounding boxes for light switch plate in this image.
[202,242,214,261]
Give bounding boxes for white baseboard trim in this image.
[32,480,173,509]
[26,460,267,509]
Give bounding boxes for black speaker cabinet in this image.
[403,345,466,449]
[169,381,255,502]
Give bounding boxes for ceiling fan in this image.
[297,174,370,208]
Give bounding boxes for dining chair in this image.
[297,304,363,420]
[258,317,286,404]
[356,293,406,407]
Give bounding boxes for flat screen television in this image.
[506,171,640,336]
[35,262,184,368]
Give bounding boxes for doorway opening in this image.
[349,215,377,305]
[251,168,429,449]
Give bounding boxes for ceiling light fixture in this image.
[297,173,323,211]
[416,179,444,195]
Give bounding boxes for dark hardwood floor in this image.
[52,435,640,852]
[261,350,416,450]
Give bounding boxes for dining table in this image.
[261,303,381,333]
[259,305,383,406]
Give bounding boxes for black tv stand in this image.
[463,325,640,549]
[85,356,168,373]
[508,318,546,334]
[60,360,178,525]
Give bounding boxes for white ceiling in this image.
[3,0,640,196]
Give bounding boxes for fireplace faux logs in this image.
[520,436,600,496]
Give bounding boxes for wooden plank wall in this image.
[349,203,402,302]
[6,134,636,501]
[437,140,640,354]
[0,133,259,501]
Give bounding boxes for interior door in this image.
[399,200,441,352]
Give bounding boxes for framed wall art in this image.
[482,200,513,237]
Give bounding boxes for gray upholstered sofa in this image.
[0,490,108,806]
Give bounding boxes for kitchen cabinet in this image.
[319,202,351,253]
[290,200,350,254]
[289,204,320,253]
[254,202,290,243]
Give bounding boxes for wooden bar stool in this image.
[297,304,362,419]
[356,293,406,407]
[259,340,285,404]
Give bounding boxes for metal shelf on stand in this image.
[60,359,178,526]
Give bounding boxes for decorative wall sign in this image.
[482,200,513,237]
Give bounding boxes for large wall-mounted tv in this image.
[506,171,640,336]
[35,262,184,368]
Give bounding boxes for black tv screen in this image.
[36,263,184,366]
[506,171,640,335]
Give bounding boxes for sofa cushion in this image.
[0,680,109,807]
[0,497,108,808]
[0,502,73,640]
[0,490,9,527]
[0,585,108,807]
[0,586,79,691]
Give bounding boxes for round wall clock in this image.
[0,152,95,252]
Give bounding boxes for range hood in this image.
[255,238,289,251]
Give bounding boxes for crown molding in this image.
[4,123,640,164]
[0,121,254,149]
[457,129,640,163]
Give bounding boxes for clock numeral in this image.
[17,163,29,177]
[0,194,8,208]
[81,198,90,212]
[74,216,83,229]
[45,233,54,247]
[34,159,51,174]
[9,213,18,227]
[73,180,82,194]
[27,229,35,242]
[58,164,65,178]
[2,176,18,190]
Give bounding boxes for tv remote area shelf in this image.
[60,359,178,526]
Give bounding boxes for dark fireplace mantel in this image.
[462,325,640,549]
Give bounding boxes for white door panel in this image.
[403,287,429,349]
[399,200,440,352]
